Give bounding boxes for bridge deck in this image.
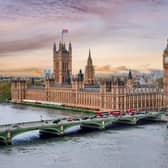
[0,120,55,132]
[0,111,166,136]
[0,117,117,133]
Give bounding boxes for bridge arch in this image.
[10,127,40,140]
[0,136,7,145]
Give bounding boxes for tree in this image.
[0,81,11,102]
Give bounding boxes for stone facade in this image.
[53,42,72,84]
[11,42,165,112]
[163,40,168,108]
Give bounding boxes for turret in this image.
[59,41,62,51]
[72,69,84,90]
[127,70,133,89]
[62,43,66,50]
[53,42,56,53]
[164,39,168,53]
[128,70,133,80]
[69,42,72,54]
[53,42,56,60]
[77,69,84,82]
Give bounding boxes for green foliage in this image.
[0,81,11,102]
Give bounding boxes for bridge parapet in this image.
[0,112,166,145]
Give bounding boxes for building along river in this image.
[0,103,168,168]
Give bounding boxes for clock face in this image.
[165,56,168,64]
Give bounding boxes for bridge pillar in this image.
[60,125,64,135]
[102,121,105,129]
[6,129,12,145]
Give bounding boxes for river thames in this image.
[0,103,168,168]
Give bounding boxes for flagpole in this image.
[61,30,63,43]
[61,29,68,43]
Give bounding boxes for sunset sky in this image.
[0,0,168,76]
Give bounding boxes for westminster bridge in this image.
[0,111,166,145]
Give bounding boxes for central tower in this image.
[53,42,72,84]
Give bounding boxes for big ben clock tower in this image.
[163,40,168,108]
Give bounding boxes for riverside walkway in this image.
[0,111,167,145]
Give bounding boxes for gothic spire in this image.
[59,41,62,50]
[87,49,92,65]
[77,69,84,82]
[53,42,56,52]
[69,42,72,49]
[69,42,72,53]
[128,70,133,80]
[164,39,168,52]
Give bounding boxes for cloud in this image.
[95,64,162,75]
[0,0,91,20]
[0,67,43,76]
[95,65,117,73]
[0,63,162,76]
[0,0,167,73]
[116,66,129,71]
[0,0,166,44]
[0,34,54,55]
[95,65,130,74]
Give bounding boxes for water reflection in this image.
[0,104,168,168]
[12,130,40,145]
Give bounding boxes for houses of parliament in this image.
[11,40,168,112]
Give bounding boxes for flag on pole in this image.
[62,29,69,34]
[62,29,69,42]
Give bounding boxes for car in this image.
[53,119,61,124]
[12,124,19,128]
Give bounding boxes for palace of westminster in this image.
[11,40,168,112]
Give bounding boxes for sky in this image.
[0,0,168,76]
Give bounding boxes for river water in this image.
[0,103,168,168]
